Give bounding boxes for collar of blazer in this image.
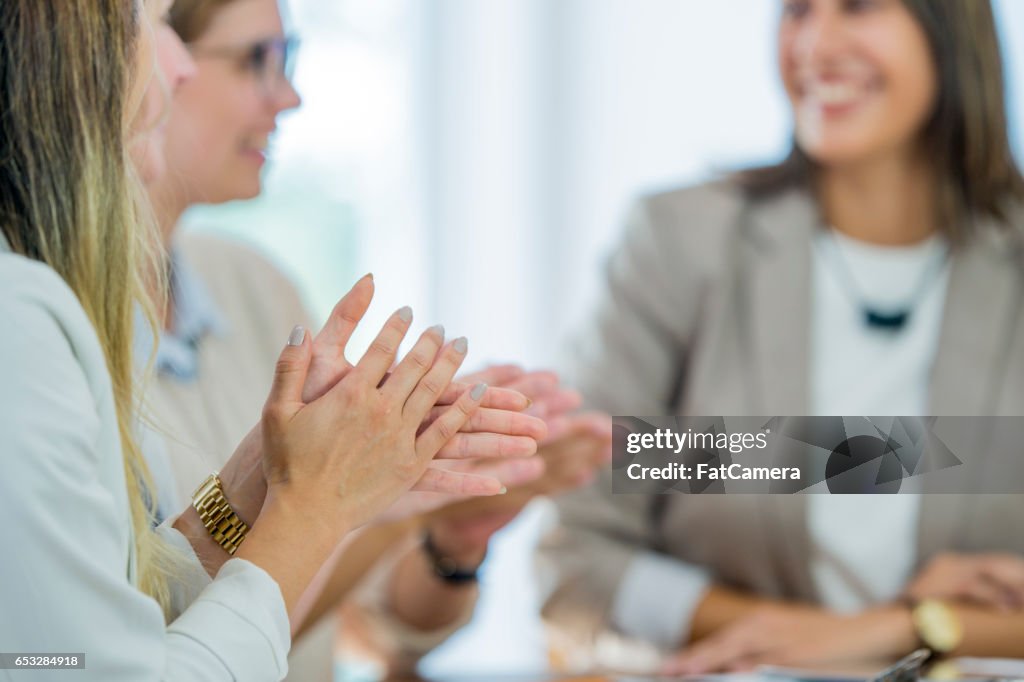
[734,184,1024,419]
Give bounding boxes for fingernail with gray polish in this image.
[453,337,468,354]
[288,325,305,347]
[471,382,487,401]
[428,324,445,340]
[397,306,413,322]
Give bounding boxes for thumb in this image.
[265,325,312,422]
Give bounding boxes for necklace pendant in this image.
[864,309,910,331]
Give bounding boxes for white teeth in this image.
[806,81,861,105]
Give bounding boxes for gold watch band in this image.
[191,473,250,555]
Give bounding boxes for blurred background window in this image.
[179,0,1024,676]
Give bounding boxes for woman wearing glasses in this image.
[142,0,609,679]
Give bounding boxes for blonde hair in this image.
[0,0,177,611]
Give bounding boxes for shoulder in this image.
[0,252,101,360]
[633,176,798,246]
[1,250,83,317]
[618,178,754,278]
[0,252,111,466]
[625,177,815,274]
[639,177,751,225]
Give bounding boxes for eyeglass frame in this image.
[188,35,300,98]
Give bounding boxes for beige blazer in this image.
[538,179,1024,642]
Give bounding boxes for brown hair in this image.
[0,0,175,609]
[740,0,1024,238]
[169,0,237,43]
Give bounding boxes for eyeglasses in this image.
[190,36,299,97]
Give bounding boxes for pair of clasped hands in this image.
[178,274,609,615]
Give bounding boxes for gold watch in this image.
[911,599,964,654]
[191,472,250,555]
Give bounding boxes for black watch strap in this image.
[422,532,480,585]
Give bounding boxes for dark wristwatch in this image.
[422,532,482,585]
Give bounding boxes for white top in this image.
[808,229,948,611]
[610,229,949,647]
[0,240,291,681]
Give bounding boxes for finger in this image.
[263,326,311,424]
[668,643,750,676]
[435,433,539,460]
[664,629,759,675]
[435,381,530,411]
[475,456,547,487]
[528,388,583,420]
[423,457,547,487]
[423,406,548,440]
[980,558,1024,607]
[314,273,374,351]
[415,381,484,458]
[404,339,471,421]
[381,325,446,401]
[571,411,614,440]
[412,465,505,496]
[354,306,415,386]
[726,658,763,673]
[982,556,1024,587]
[457,364,525,387]
[505,372,560,402]
[542,411,613,446]
[373,491,458,522]
[960,578,1011,610]
[570,468,599,489]
[534,438,609,494]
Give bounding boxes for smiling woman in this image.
[780,0,939,170]
[162,0,302,206]
[137,3,561,682]
[751,0,1022,242]
[540,0,1024,673]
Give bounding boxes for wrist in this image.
[173,505,231,578]
[422,530,485,585]
[217,427,267,526]
[427,524,488,567]
[191,472,251,556]
[861,605,919,658]
[259,483,354,551]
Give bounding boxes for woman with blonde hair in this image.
[0,1,528,679]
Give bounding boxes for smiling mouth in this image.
[799,75,879,112]
[241,134,272,159]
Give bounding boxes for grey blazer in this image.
[537,179,1024,642]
